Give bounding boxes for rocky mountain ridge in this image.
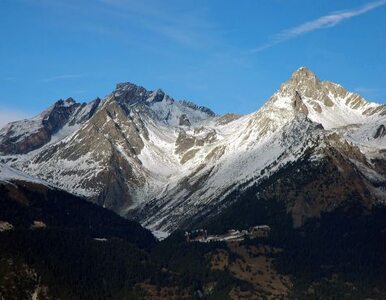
[1,67,386,236]
[0,98,101,155]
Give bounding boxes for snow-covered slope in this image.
[1,67,386,235]
[1,83,217,210]
[129,68,386,232]
[0,98,101,155]
[275,67,386,129]
[0,162,48,185]
[113,82,215,126]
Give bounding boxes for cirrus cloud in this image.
[252,0,386,52]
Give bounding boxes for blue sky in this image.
[0,0,385,125]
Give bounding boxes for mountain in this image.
[0,83,216,214]
[1,67,386,236]
[0,98,101,155]
[2,67,386,299]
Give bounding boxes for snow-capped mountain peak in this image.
[267,67,386,129]
[114,82,166,104]
[1,67,386,235]
[110,82,215,126]
[285,66,320,94]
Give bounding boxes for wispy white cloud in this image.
[39,74,84,83]
[98,0,217,48]
[25,0,224,52]
[0,107,32,128]
[252,0,386,52]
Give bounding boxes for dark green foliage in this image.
[0,182,156,249]
[201,156,386,299]
[152,231,250,297]
[0,181,160,299]
[3,151,386,300]
[0,255,42,300]
[0,181,255,299]
[0,230,157,300]
[275,205,386,299]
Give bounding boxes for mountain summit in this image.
[290,66,318,82]
[1,67,386,234]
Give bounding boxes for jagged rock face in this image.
[282,67,326,100]
[175,128,216,155]
[292,91,309,116]
[19,97,150,210]
[0,98,101,155]
[179,100,216,117]
[0,128,51,156]
[273,67,386,129]
[3,84,216,211]
[1,68,386,234]
[178,114,191,126]
[374,125,386,139]
[215,113,241,125]
[114,82,163,104]
[113,83,215,126]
